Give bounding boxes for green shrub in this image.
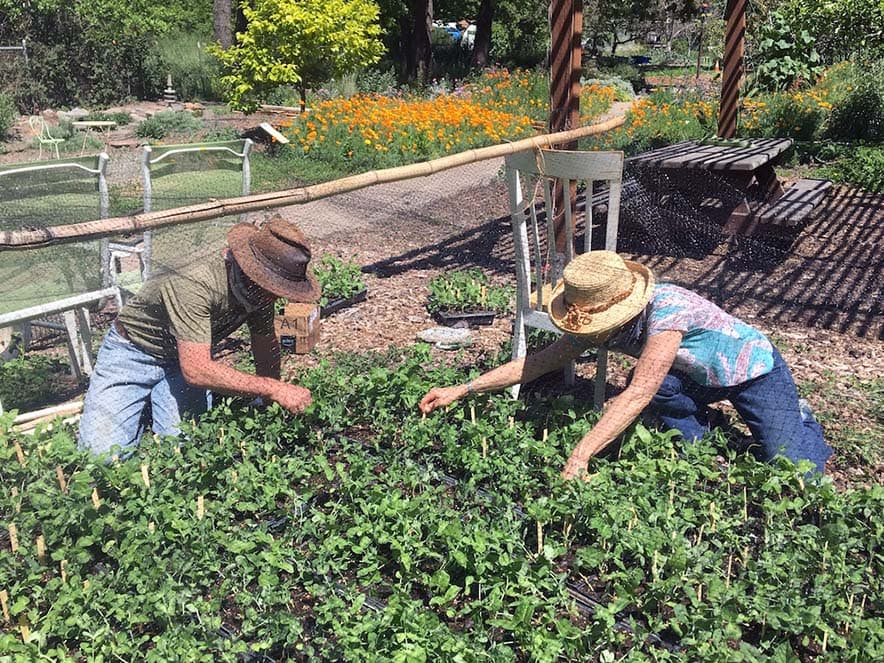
[314,254,366,307]
[84,111,132,126]
[815,146,884,192]
[0,354,67,411]
[427,268,513,314]
[357,67,399,95]
[597,61,644,93]
[824,81,884,141]
[582,76,635,101]
[741,91,828,141]
[0,92,16,139]
[135,111,204,140]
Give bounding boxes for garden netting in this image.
[0,137,882,660]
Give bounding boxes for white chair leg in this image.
[509,310,528,399]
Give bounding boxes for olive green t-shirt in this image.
[117,256,274,359]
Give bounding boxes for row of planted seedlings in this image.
[0,348,628,661]
[300,346,884,662]
[1,344,882,660]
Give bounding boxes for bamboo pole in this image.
[12,400,83,426]
[0,116,627,251]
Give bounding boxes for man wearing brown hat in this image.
[420,251,831,477]
[78,216,320,456]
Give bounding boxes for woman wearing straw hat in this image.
[419,251,831,477]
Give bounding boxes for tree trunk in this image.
[470,0,494,69]
[299,81,307,113]
[235,1,248,37]
[406,0,432,84]
[214,0,233,48]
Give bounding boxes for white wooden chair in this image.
[504,148,624,407]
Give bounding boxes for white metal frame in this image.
[0,154,116,393]
[139,139,253,280]
[505,148,624,407]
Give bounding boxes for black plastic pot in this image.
[434,310,496,327]
[320,288,368,318]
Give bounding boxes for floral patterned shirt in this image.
[607,283,774,387]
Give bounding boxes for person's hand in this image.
[561,453,590,481]
[419,385,466,414]
[270,383,312,414]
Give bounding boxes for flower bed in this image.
[280,69,617,171]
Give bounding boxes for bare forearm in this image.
[570,390,651,462]
[462,337,583,395]
[184,360,280,400]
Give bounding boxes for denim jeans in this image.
[649,348,831,474]
[78,324,210,456]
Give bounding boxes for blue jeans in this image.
[78,324,210,456]
[650,348,831,474]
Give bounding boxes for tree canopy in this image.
[211,0,385,112]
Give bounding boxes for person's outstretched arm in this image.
[177,340,312,414]
[419,334,591,413]
[561,330,681,479]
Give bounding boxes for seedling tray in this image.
[320,288,368,318]
[434,309,496,327]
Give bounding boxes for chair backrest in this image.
[28,115,55,140]
[140,138,253,278]
[506,148,624,318]
[505,148,624,406]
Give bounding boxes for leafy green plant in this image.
[0,92,17,139]
[134,111,204,140]
[83,111,132,126]
[813,146,884,192]
[824,80,884,141]
[426,268,513,315]
[314,254,366,307]
[0,354,68,411]
[749,10,823,92]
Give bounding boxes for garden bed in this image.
[2,347,881,660]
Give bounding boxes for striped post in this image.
[718,0,746,138]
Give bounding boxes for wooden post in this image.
[718,0,746,138]
[0,589,8,623]
[548,0,584,253]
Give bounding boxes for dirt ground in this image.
[5,101,882,489]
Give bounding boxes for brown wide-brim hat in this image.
[227,216,320,303]
[549,251,655,337]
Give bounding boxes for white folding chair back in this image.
[505,148,624,406]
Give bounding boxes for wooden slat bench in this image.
[755,177,832,226]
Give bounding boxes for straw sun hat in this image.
[549,251,655,337]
